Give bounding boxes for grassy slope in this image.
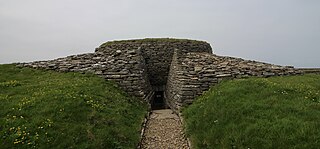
[183,74,320,149]
[0,64,147,149]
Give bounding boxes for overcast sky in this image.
[0,0,319,67]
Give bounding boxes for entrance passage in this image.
[151,91,166,110]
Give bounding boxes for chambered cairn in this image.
[19,38,302,113]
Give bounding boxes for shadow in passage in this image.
[151,91,167,110]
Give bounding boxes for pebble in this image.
[141,109,189,149]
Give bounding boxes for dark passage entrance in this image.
[151,91,166,110]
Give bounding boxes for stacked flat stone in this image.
[166,50,300,113]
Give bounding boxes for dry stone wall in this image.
[20,48,153,100]
[165,49,301,113]
[18,38,302,112]
[96,39,212,89]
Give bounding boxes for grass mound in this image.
[183,74,320,149]
[0,64,147,149]
[100,38,208,47]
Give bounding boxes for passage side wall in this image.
[166,50,302,113]
[21,48,153,101]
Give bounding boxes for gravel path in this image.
[141,109,189,149]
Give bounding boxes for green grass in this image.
[183,74,320,149]
[0,64,148,149]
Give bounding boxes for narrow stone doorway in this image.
[151,91,166,110]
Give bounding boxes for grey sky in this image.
[0,0,319,67]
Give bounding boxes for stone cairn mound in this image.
[18,38,303,148]
[18,38,302,113]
